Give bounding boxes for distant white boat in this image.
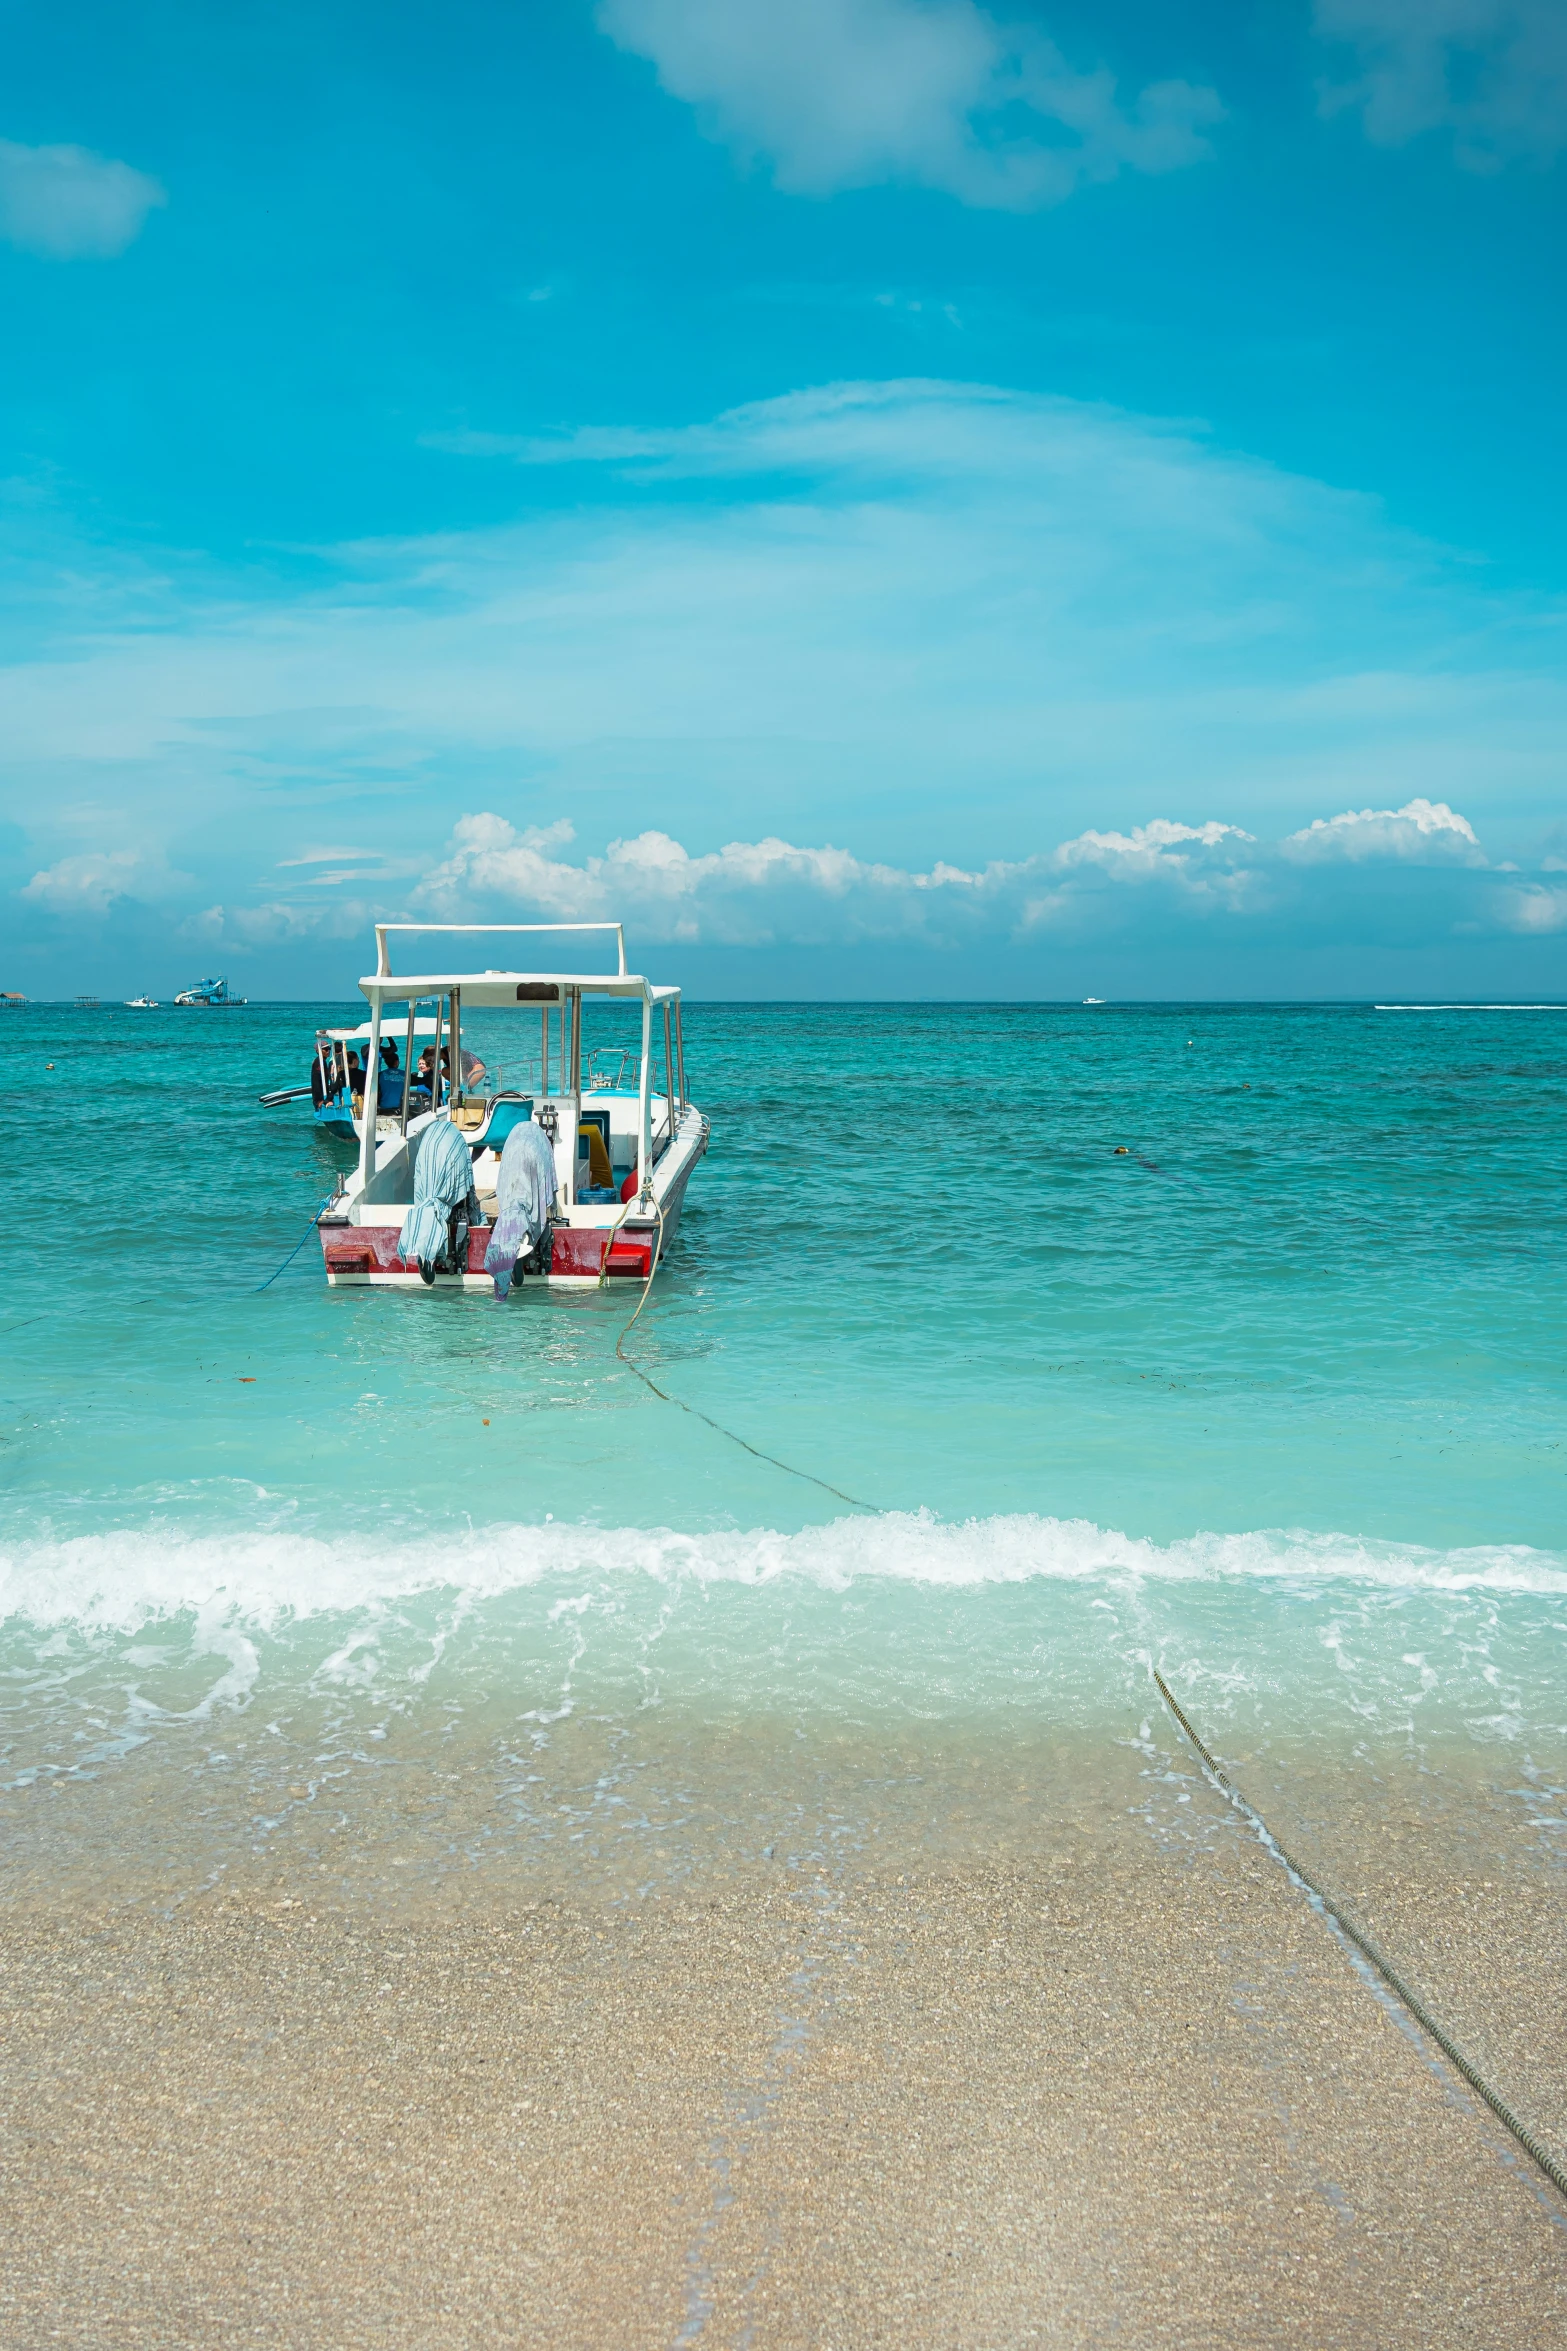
[1083,997,1105,1005]
[126,993,160,1008]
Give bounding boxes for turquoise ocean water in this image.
[3,999,1565,1897]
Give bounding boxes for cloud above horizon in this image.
[0,137,166,258]
[3,378,1565,989]
[595,0,1565,199]
[597,0,1223,208]
[1280,795,1484,863]
[164,796,1553,962]
[22,847,150,915]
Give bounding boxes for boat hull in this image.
[314,1103,407,1145]
[318,1128,701,1291]
[319,1221,663,1289]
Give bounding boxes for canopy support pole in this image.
[637,993,653,1200]
[400,1001,416,1137]
[357,1000,383,1192]
[662,1002,674,1146]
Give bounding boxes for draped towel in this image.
[398,1118,481,1277]
[484,1118,558,1299]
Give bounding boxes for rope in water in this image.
[272,1150,878,1504]
[254,1195,336,1293]
[1153,1669,1567,2207]
[603,1197,884,1515]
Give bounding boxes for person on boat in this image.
[367,1038,403,1113]
[438,1044,488,1093]
[407,1044,436,1112]
[484,1118,558,1300]
[398,1119,481,1284]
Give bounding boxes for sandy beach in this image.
[4,1743,1564,2349]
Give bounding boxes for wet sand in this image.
[4,1751,1565,2349]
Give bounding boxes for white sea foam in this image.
[2,1513,1564,1634]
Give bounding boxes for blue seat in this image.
[481,1096,535,1151]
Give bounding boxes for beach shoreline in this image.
[5,1746,1564,2348]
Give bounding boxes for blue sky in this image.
[2,0,1564,998]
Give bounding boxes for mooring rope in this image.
[255,1195,335,1293]
[608,1198,884,1515]
[1153,1668,1567,2206]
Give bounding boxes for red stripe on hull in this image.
[548,1226,655,1279]
[318,1222,657,1280]
[319,1223,493,1276]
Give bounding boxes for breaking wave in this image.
[4,1512,1565,1635]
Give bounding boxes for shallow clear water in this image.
[3,998,1565,1893]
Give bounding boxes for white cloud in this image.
[1493,882,1567,934]
[276,845,385,867]
[3,379,1565,986]
[5,382,1551,818]
[1316,0,1567,168]
[1051,817,1253,873]
[22,847,148,912]
[597,0,1222,208]
[392,800,1507,950]
[0,137,166,259]
[417,814,943,943]
[1281,797,1485,863]
[274,844,415,888]
[22,832,193,913]
[189,896,374,948]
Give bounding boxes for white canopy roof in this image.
[357,922,679,1011]
[357,970,676,1009]
[320,1017,441,1044]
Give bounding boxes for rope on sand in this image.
[607,1199,883,1516]
[1153,1669,1567,2208]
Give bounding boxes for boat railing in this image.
[585,1047,642,1094]
[465,1058,542,1100]
[470,1050,657,1097]
[305,1052,667,1116]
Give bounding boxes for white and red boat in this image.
[318,922,708,1291]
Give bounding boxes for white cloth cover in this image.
[398,1118,481,1276]
[484,1119,558,1297]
